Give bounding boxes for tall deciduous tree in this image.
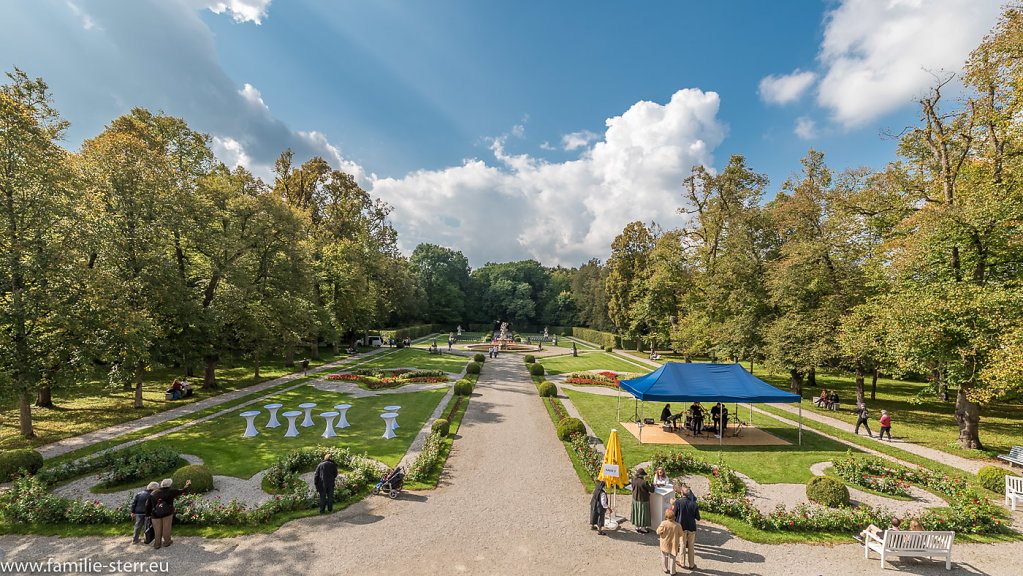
[0,69,74,436]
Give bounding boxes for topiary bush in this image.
[431,418,451,437]
[805,475,850,508]
[523,355,535,364]
[557,417,586,441]
[465,362,481,375]
[605,346,613,353]
[538,381,557,397]
[0,449,43,481]
[453,379,474,396]
[172,464,214,493]
[529,362,545,376]
[473,353,486,363]
[978,465,1014,495]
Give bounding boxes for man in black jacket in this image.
[852,403,873,437]
[130,481,159,544]
[314,453,339,513]
[675,487,701,570]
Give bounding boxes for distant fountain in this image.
[464,320,535,352]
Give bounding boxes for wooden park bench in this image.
[864,530,954,570]
[1007,475,1023,511]
[998,445,1023,468]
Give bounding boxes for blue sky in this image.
[0,0,1004,267]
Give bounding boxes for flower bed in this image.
[565,371,620,387]
[568,432,602,482]
[327,369,449,389]
[406,432,444,482]
[547,396,570,422]
[36,445,180,488]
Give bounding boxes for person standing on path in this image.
[301,358,309,376]
[130,481,158,544]
[145,478,191,549]
[852,403,873,437]
[657,508,684,575]
[879,410,892,440]
[589,480,611,535]
[674,486,701,570]
[631,468,653,533]
[314,453,339,514]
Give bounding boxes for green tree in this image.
[0,69,75,435]
[408,243,471,324]
[570,259,612,331]
[605,221,658,347]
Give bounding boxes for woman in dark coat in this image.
[631,469,653,533]
[590,480,611,535]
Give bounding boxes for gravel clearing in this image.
[3,354,1022,575]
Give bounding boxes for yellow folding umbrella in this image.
[597,429,629,517]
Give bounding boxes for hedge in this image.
[0,449,43,481]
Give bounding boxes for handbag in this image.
[143,519,155,544]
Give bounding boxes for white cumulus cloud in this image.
[794,117,816,140]
[369,89,726,266]
[758,69,816,105]
[561,130,600,151]
[238,83,269,113]
[816,0,1002,128]
[198,0,272,24]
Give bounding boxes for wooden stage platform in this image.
[619,421,790,446]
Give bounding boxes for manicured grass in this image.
[0,348,348,451]
[404,380,474,490]
[565,390,861,485]
[541,352,652,376]
[350,348,470,373]
[139,386,448,478]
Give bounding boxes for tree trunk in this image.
[35,385,54,408]
[310,339,320,361]
[933,368,948,401]
[953,386,983,450]
[186,365,194,377]
[749,359,753,375]
[203,355,218,389]
[253,354,260,378]
[684,353,692,363]
[134,362,144,409]
[870,368,878,401]
[807,367,816,389]
[18,389,34,437]
[854,362,865,406]
[789,369,804,396]
[333,341,339,355]
[285,347,295,368]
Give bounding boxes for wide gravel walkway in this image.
[2,354,1022,575]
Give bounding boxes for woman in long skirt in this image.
[630,468,652,533]
[590,480,611,535]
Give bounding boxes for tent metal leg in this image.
[616,387,621,423]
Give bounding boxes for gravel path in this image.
[3,354,1022,575]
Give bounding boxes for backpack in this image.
[152,497,173,519]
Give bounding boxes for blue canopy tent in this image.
[618,362,803,445]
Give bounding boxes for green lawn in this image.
[0,348,350,451]
[541,352,652,376]
[144,385,447,478]
[565,389,860,484]
[350,347,471,373]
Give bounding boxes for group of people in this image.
[590,467,701,573]
[814,389,841,410]
[859,516,926,541]
[487,344,500,358]
[129,478,192,549]
[167,378,193,400]
[851,403,894,440]
[659,402,729,438]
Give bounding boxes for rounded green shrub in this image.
[528,362,545,376]
[605,346,613,353]
[453,379,474,396]
[538,381,557,397]
[0,449,43,481]
[523,355,536,364]
[431,418,451,437]
[172,464,214,493]
[473,353,486,363]
[465,361,482,375]
[805,475,849,508]
[978,465,1014,494]
[557,417,586,441]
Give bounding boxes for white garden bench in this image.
[998,445,1023,468]
[863,530,954,570]
[1007,475,1023,511]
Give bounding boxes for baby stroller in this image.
[372,466,404,499]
